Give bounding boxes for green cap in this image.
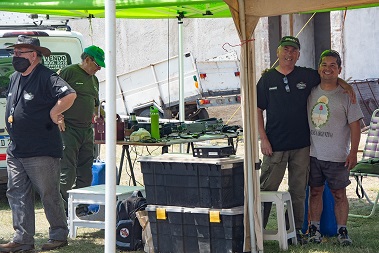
[84,45,105,68]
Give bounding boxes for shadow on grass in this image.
[26,230,106,253]
[0,195,9,210]
[348,196,378,217]
[263,197,379,253]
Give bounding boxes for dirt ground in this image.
[206,104,243,127]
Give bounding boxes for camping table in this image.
[95,133,238,185]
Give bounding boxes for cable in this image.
[270,12,317,69]
[88,15,94,45]
[225,105,241,125]
[222,39,255,52]
[121,145,160,186]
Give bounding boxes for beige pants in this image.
[260,146,310,230]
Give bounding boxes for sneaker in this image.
[288,229,308,245]
[75,205,92,217]
[0,241,35,252]
[308,224,323,243]
[41,239,68,251]
[337,227,352,246]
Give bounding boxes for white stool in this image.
[67,185,144,238]
[260,191,297,250]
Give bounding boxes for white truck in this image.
[98,52,241,120]
[0,15,86,188]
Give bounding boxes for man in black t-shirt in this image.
[257,36,319,243]
[0,35,76,252]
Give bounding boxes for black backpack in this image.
[116,190,147,251]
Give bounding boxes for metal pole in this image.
[178,14,185,153]
[104,0,117,252]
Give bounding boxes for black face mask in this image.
[12,57,31,73]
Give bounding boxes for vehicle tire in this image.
[138,108,150,118]
[187,108,209,120]
[196,108,209,120]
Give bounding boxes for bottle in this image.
[124,118,131,140]
[150,106,160,140]
[129,113,139,131]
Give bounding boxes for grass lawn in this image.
[0,138,378,252]
[264,199,379,252]
[1,185,378,253]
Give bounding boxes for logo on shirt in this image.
[23,91,34,101]
[310,95,330,129]
[296,82,307,89]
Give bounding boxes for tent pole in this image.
[178,13,185,153]
[237,0,257,252]
[104,0,117,252]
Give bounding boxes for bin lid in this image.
[138,153,243,165]
[146,204,244,215]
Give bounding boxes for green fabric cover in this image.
[0,1,378,19]
[0,1,231,19]
[351,158,379,175]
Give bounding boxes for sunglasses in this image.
[283,76,290,93]
[11,50,34,57]
[90,57,100,68]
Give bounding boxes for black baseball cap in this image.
[279,36,300,50]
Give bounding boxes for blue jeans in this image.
[7,155,68,244]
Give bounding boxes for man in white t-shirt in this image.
[307,49,363,246]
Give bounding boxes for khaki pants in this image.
[260,146,310,230]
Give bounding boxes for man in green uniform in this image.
[58,45,105,214]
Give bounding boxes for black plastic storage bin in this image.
[139,153,244,208]
[146,205,244,253]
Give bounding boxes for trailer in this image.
[98,52,241,120]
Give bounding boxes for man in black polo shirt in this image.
[0,35,76,252]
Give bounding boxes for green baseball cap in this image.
[84,45,105,68]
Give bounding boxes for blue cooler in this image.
[302,182,337,237]
[88,160,106,213]
[91,160,106,185]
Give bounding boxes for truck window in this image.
[0,48,12,98]
[43,53,72,72]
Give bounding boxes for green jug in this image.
[150,106,160,140]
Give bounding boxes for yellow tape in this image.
[156,208,167,220]
[209,210,221,223]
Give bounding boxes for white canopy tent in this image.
[1,0,379,252]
